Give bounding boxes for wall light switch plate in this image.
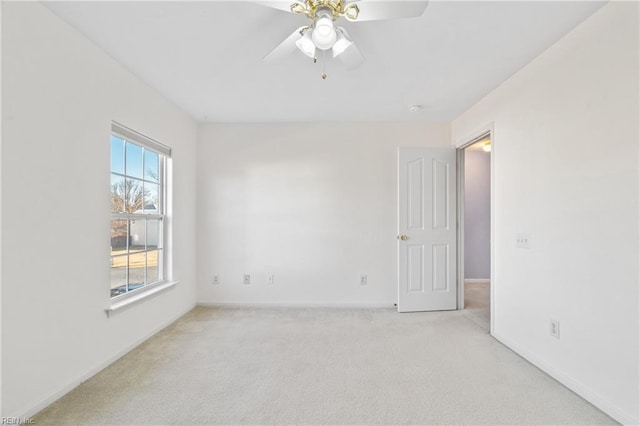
[213,275,220,285]
[516,233,530,249]
[243,274,250,285]
[550,319,560,339]
[360,275,367,286]
[268,274,274,285]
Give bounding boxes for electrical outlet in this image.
[516,233,530,249]
[550,319,560,338]
[243,274,250,285]
[213,275,220,285]
[360,275,367,286]
[268,274,274,285]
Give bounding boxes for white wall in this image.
[452,2,639,424]
[197,123,450,306]
[1,2,198,417]
[464,150,491,280]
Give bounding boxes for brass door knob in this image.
[399,235,408,241]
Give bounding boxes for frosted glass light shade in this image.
[332,28,352,57]
[312,13,336,50]
[296,29,316,58]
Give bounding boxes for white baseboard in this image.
[18,302,196,420]
[464,279,490,284]
[197,300,395,309]
[492,331,637,425]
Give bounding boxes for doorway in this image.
[457,133,492,331]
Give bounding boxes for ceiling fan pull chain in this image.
[321,49,328,80]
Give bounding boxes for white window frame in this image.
[107,122,175,314]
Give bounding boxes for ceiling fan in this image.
[259,1,429,78]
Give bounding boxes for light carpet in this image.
[35,306,616,425]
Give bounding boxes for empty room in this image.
[1,0,638,425]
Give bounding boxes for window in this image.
[110,122,170,299]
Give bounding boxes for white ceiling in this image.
[44,1,606,123]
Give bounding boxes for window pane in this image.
[128,251,146,291]
[146,219,160,250]
[125,178,145,213]
[144,150,159,182]
[110,129,167,299]
[147,250,159,284]
[129,219,145,253]
[144,182,159,212]
[110,255,127,297]
[125,142,143,179]
[111,136,125,174]
[110,219,128,254]
[111,174,126,213]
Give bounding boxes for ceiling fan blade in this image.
[264,26,306,62]
[254,1,304,14]
[336,41,365,70]
[345,1,428,21]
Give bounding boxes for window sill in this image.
[105,281,179,317]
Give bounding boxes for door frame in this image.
[456,124,495,334]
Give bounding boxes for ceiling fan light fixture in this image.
[295,27,316,58]
[312,9,337,50]
[332,28,352,57]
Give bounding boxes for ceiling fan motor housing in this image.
[292,0,359,21]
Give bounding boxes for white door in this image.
[398,147,457,312]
